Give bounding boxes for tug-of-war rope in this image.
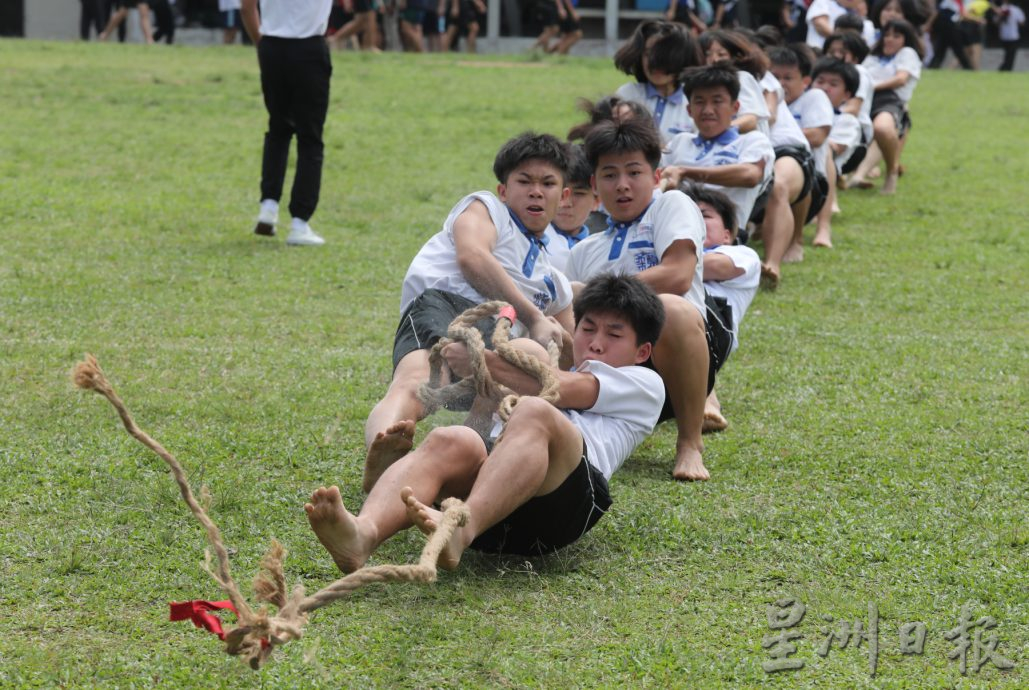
[72,302,559,669]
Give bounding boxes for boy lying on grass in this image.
[306,275,665,569]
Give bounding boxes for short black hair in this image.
[833,13,865,33]
[568,95,652,141]
[614,20,702,83]
[768,43,815,77]
[492,132,570,185]
[872,19,925,59]
[678,182,737,240]
[582,115,663,171]
[574,274,665,347]
[753,24,785,49]
[823,31,870,63]
[811,56,860,97]
[565,144,593,188]
[682,63,741,102]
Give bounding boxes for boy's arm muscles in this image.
[841,95,862,116]
[703,252,745,281]
[732,113,759,133]
[665,160,765,188]
[803,125,830,148]
[812,15,832,37]
[829,141,846,155]
[452,202,563,346]
[479,351,601,408]
[764,92,779,125]
[636,239,698,295]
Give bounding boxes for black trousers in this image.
[258,36,332,222]
[999,40,1019,71]
[79,0,106,39]
[929,12,972,69]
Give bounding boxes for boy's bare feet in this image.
[673,444,710,481]
[401,487,466,571]
[304,486,376,573]
[880,173,898,196]
[363,420,416,491]
[760,263,780,291]
[813,229,833,248]
[783,243,804,264]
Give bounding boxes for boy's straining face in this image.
[592,151,659,223]
[686,85,739,140]
[553,185,597,234]
[497,160,569,234]
[813,72,852,109]
[572,311,652,369]
[698,201,733,248]
[770,63,808,104]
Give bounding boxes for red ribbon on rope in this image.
[497,305,517,323]
[169,600,237,640]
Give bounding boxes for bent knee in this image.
[422,425,486,457]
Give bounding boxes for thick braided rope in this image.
[418,302,561,430]
[73,355,470,670]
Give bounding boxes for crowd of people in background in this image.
[78,0,1025,70]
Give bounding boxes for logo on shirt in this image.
[532,292,552,312]
[634,252,659,272]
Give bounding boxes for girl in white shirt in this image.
[853,18,924,194]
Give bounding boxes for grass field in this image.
[0,39,1026,688]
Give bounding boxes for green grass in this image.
[0,39,1026,688]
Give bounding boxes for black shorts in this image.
[870,91,912,138]
[422,10,442,34]
[774,144,816,203]
[392,289,498,371]
[470,444,611,556]
[839,143,868,176]
[353,0,373,13]
[559,14,580,33]
[535,0,559,27]
[645,296,729,423]
[806,171,829,223]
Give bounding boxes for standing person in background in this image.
[220,0,244,44]
[242,0,334,246]
[80,0,107,39]
[929,0,973,68]
[996,0,1025,70]
[99,1,155,43]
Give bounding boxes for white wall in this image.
[26,0,76,40]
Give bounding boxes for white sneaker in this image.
[254,201,278,237]
[286,220,325,246]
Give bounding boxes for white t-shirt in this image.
[788,88,835,176]
[259,0,332,38]
[562,360,665,480]
[806,0,849,48]
[1000,5,1025,41]
[703,244,760,353]
[738,71,772,137]
[543,225,589,275]
[566,190,707,319]
[854,64,875,143]
[400,192,573,326]
[661,128,775,232]
[862,47,922,104]
[615,82,695,143]
[829,112,863,172]
[219,0,241,11]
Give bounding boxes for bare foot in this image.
[868,166,882,180]
[673,445,710,481]
[831,201,840,214]
[401,487,466,571]
[880,173,898,196]
[760,263,780,291]
[813,229,833,248]
[363,420,415,491]
[849,177,874,190]
[703,408,728,433]
[782,243,804,264]
[304,486,375,573]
